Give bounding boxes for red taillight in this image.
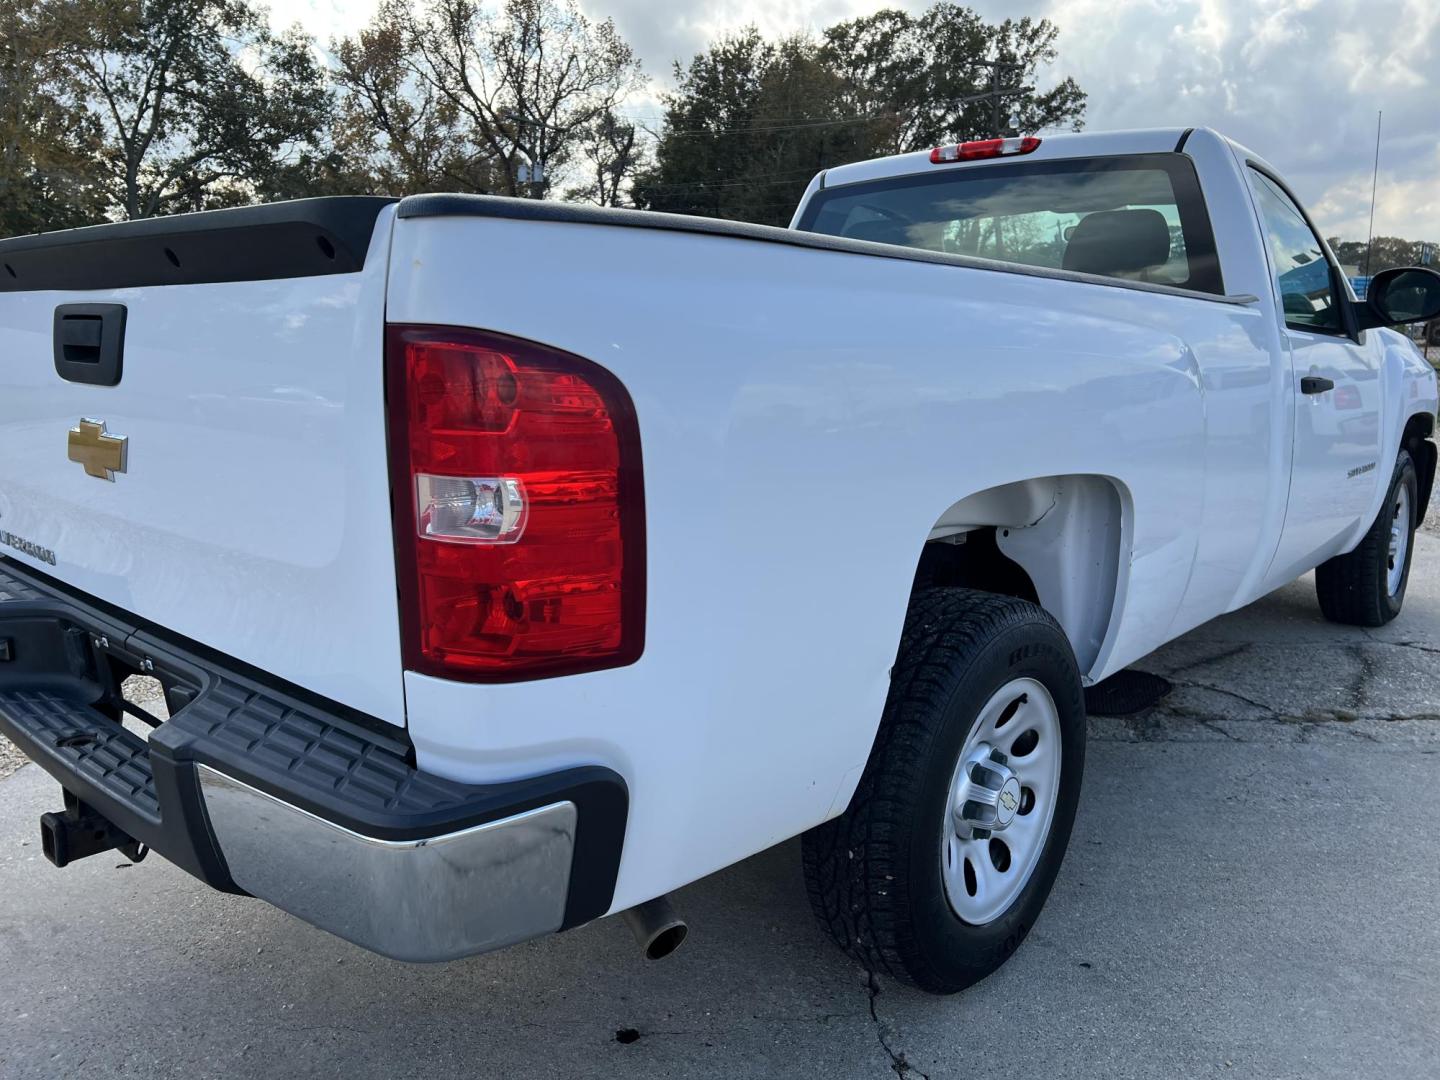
[387,325,645,681]
[929,136,1041,164]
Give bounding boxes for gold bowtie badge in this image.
[68,418,128,482]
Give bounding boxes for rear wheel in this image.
[802,587,1086,994]
[1316,449,1417,627]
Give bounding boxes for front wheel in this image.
[1316,449,1418,627]
[802,588,1086,994]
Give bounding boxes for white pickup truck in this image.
[2,127,1439,995]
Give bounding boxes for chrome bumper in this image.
[198,767,578,962]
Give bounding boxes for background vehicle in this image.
[1,127,1437,994]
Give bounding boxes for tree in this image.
[564,107,647,206]
[327,0,500,196]
[1328,236,1438,276]
[335,0,642,201]
[0,0,104,234]
[48,0,331,219]
[820,6,1087,155]
[636,4,1087,227]
[633,31,875,224]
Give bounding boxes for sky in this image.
[267,0,1440,242]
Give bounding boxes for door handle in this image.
[53,304,126,386]
[1300,375,1334,395]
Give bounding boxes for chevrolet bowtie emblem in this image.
[68,418,128,481]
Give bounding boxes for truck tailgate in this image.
[0,199,405,724]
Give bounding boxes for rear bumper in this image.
[0,557,627,961]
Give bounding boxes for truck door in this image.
[1246,165,1383,581]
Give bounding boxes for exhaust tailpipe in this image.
[621,895,688,960]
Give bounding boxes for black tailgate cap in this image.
[0,196,397,292]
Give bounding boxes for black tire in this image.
[802,587,1086,994]
[1316,449,1418,627]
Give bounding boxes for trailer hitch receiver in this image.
[40,790,148,868]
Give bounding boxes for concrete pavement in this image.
[3,538,1440,1079]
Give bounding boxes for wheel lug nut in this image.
[990,750,1008,766]
[972,828,991,841]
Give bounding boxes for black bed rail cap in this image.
[395,192,1259,309]
[0,196,398,293]
[396,191,800,242]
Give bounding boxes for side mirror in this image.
[1356,266,1440,330]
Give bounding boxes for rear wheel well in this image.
[911,476,1125,676]
[912,528,1039,604]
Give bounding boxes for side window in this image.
[1248,169,1341,332]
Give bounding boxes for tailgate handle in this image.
[54,304,126,386]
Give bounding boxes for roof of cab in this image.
[817,127,1196,192]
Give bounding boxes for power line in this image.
[639,168,821,194]
[613,72,1038,140]
[616,111,872,125]
[619,114,890,139]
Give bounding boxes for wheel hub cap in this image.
[952,746,1022,838]
[941,677,1063,925]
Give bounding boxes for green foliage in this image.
[0,0,1089,232]
[635,4,1086,226]
[1328,236,1439,276]
[633,30,873,223]
[821,6,1086,153]
[0,0,105,234]
[44,0,332,219]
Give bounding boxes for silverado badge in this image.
[68,418,128,481]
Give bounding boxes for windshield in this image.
[797,153,1224,295]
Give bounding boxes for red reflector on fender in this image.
[930,136,1041,164]
[386,325,645,681]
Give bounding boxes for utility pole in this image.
[502,109,546,199]
[989,62,1003,135]
[961,59,1029,138]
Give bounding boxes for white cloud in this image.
[265,0,370,45]
[1037,0,1440,238]
[264,0,1440,238]
[1311,144,1440,241]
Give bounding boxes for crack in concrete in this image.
[1166,678,1277,714]
[1194,718,1243,742]
[865,971,930,1080]
[1092,699,1440,745]
[1161,643,1253,676]
[1374,638,1440,657]
[1349,643,1376,711]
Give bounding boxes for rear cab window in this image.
[796,153,1225,295]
